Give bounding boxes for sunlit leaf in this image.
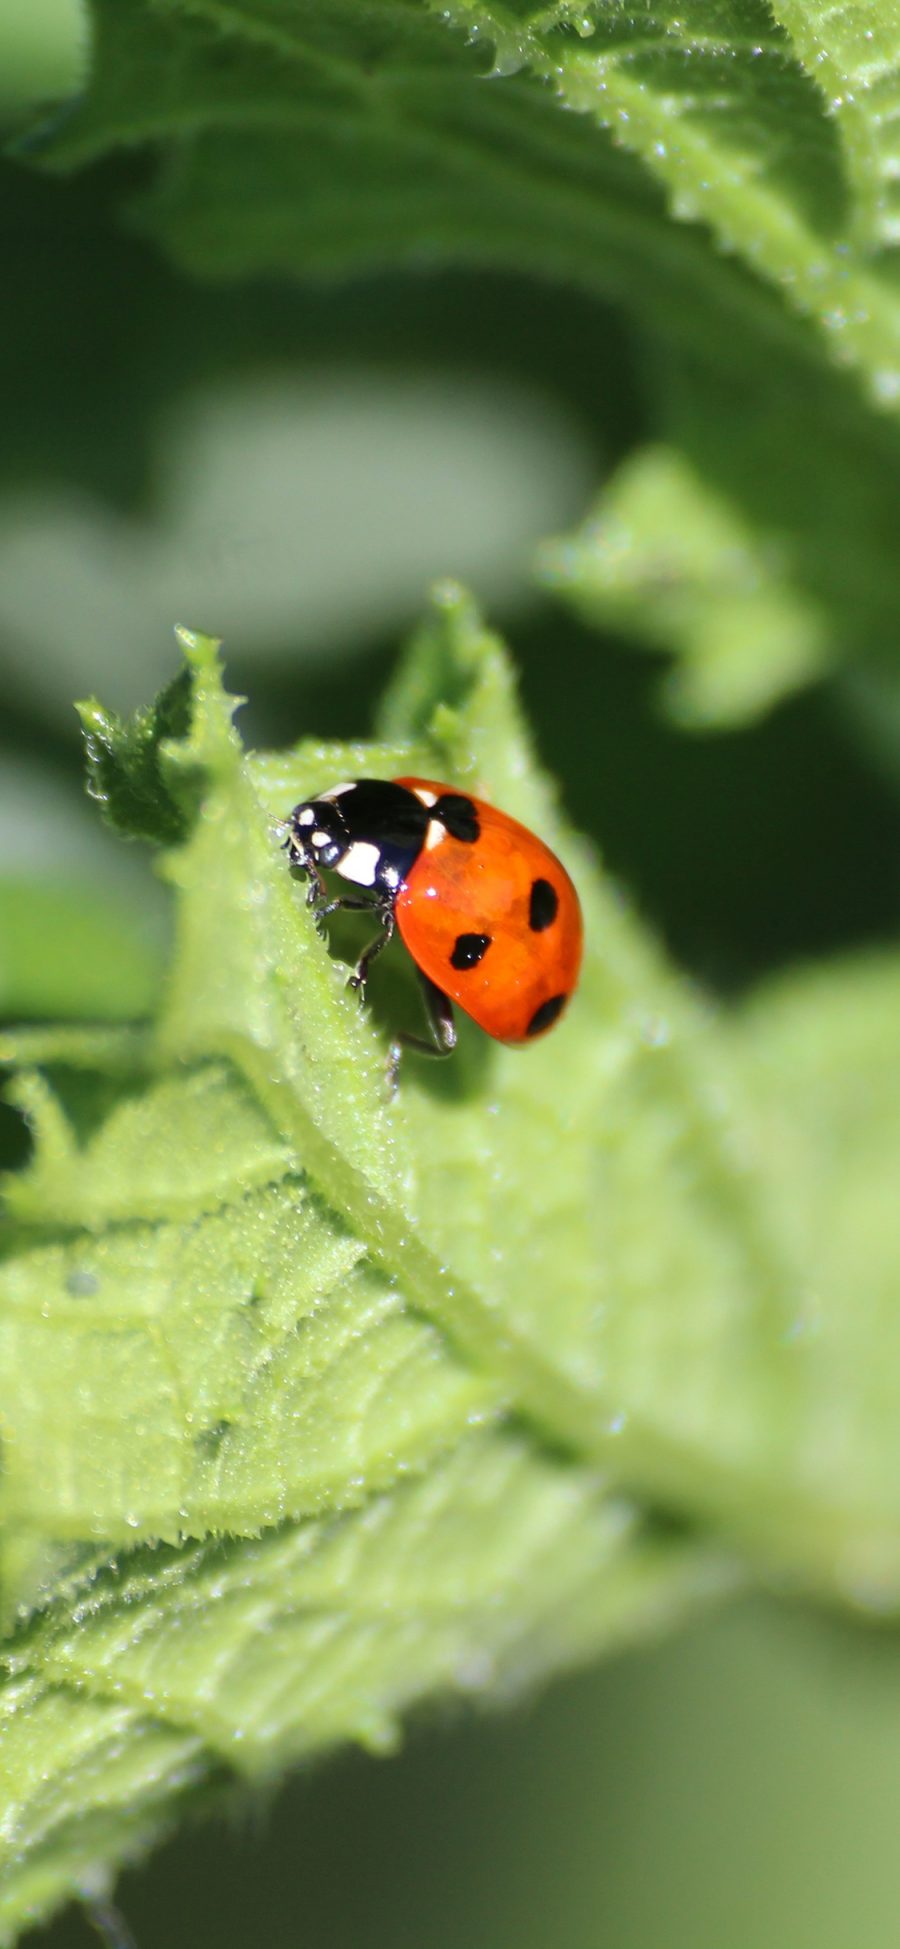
[4,595,900,1934]
[1,604,744,1933]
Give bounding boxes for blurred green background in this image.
[6,3,900,1945]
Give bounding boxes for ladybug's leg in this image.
[303,889,380,941]
[416,975,457,1055]
[386,979,456,1093]
[389,973,457,1077]
[348,905,396,997]
[315,895,381,920]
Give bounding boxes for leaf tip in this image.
[173,622,223,668]
[428,575,469,613]
[73,697,108,736]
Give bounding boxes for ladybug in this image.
[284,777,583,1057]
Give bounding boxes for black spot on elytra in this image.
[450,931,492,970]
[435,793,480,843]
[526,992,567,1037]
[529,877,558,932]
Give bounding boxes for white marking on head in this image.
[311,829,330,848]
[340,841,381,886]
[296,806,316,826]
[412,786,438,808]
[424,820,447,851]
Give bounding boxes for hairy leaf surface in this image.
[4,598,900,1932]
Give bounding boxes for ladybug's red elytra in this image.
[284,776,583,1059]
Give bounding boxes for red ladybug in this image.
[284,776,583,1056]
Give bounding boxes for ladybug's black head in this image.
[286,778,431,892]
[288,790,352,872]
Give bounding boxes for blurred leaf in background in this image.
[4,0,900,1946]
[0,0,81,117]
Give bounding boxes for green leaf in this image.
[76,663,195,844]
[25,0,900,401]
[538,325,900,727]
[540,445,832,725]
[0,0,81,119]
[0,603,746,1930]
[732,948,900,1602]
[19,0,900,737]
[0,1053,497,1550]
[6,599,900,1933]
[771,0,900,252]
[0,1447,724,1945]
[441,0,900,393]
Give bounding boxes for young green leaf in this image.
[0,603,741,1933]
[7,595,895,1590]
[540,446,832,725]
[76,667,195,844]
[541,331,900,726]
[4,599,900,1936]
[0,597,734,1933]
